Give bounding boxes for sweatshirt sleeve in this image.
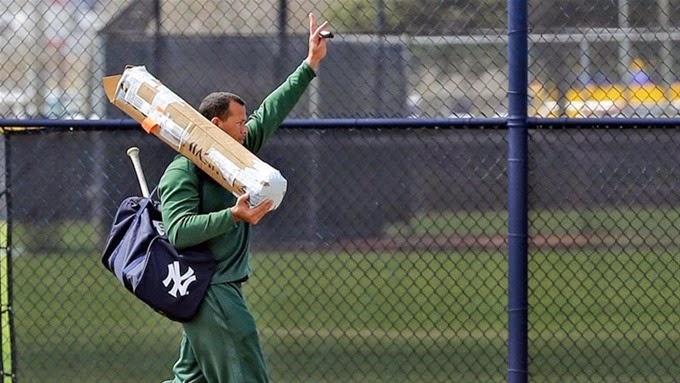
[245,61,316,153]
[158,159,237,249]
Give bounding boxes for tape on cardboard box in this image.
[103,65,287,210]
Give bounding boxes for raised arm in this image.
[244,13,331,153]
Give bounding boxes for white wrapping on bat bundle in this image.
[104,65,288,210]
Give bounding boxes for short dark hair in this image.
[198,92,246,120]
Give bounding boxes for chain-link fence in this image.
[4,1,680,120]
[1,0,680,382]
[3,126,510,383]
[527,126,680,382]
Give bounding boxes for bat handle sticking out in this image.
[127,147,151,198]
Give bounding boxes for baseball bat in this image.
[126,146,151,198]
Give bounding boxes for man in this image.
[159,13,330,383]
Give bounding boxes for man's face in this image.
[211,101,247,144]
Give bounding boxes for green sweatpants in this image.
[163,282,270,383]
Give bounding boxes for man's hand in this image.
[230,194,274,225]
[305,13,330,71]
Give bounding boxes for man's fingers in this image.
[309,13,317,35]
[254,200,274,214]
[250,200,274,224]
[313,21,330,39]
[237,193,250,206]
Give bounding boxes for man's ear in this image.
[210,116,220,125]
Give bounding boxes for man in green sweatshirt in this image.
[160,13,330,383]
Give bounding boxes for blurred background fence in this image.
[1,0,679,382]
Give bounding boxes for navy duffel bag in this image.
[101,192,216,322]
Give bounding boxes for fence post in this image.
[507,0,529,382]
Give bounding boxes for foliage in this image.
[327,0,506,34]
[326,0,675,34]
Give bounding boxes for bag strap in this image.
[137,190,156,215]
[150,186,160,199]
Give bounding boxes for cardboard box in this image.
[103,65,287,210]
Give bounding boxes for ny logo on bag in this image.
[162,261,197,297]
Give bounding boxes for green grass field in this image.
[4,205,680,382]
[8,247,680,382]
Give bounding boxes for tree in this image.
[327,0,680,35]
[327,0,506,35]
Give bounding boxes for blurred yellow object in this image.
[581,84,626,117]
[631,58,646,71]
[587,84,624,102]
[627,84,666,106]
[565,87,587,117]
[529,81,559,117]
[668,82,680,108]
[530,81,678,117]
